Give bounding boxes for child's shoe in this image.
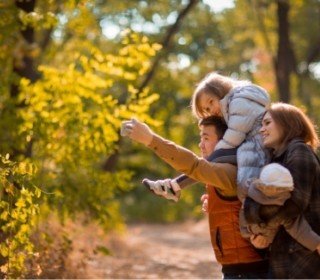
[142,178,181,202]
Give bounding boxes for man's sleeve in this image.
[148,134,237,197]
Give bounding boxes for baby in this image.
[240,163,320,252]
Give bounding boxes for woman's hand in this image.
[201,194,208,213]
[121,118,154,146]
[250,234,270,249]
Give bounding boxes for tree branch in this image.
[249,0,275,62]
[136,0,199,96]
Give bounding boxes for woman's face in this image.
[260,112,283,151]
[198,92,222,117]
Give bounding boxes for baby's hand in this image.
[250,234,270,249]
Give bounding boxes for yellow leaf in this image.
[0,265,7,273]
[0,246,8,257]
[15,199,26,208]
[0,211,8,221]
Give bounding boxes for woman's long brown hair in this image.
[268,102,319,150]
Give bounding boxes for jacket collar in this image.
[219,91,232,123]
[272,138,304,159]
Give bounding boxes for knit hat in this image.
[247,163,294,205]
[258,163,294,193]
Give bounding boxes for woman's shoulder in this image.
[286,138,312,153]
[274,139,310,160]
[284,139,318,162]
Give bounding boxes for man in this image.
[122,116,269,279]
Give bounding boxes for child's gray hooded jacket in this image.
[216,84,270,202]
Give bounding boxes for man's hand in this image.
[201,194,208,213]
[121,118,154,146]
[250,234,270,249]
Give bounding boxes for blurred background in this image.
[0,0,319,278]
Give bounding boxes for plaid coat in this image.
[269,138,320,279]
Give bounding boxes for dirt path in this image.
[85,219,222,279]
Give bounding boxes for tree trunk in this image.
[11,0,40,98]
[10,0,41,159]
[275,0,293,102]
[296,35,320,115]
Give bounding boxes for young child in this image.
[144,72,270,202]
[240,163,320,252]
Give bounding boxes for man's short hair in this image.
[199,116,227,140]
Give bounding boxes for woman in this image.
[247,102,320,278]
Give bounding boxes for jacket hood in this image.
[230,84,270,107]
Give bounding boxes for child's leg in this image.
[239,207,252,239]
[236,135,268,202]
[206,147,238,165]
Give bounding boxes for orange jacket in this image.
[207,185,263,265]
[146,132,267,270]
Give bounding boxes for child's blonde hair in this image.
[191,72,250,119]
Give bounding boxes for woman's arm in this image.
[272,143,316,221]
[247,143,316,227]
[284,216,320,251]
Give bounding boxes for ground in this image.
[78,219,222,279]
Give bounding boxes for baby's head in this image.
[247,163,294,205]
[257,163,294,196]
